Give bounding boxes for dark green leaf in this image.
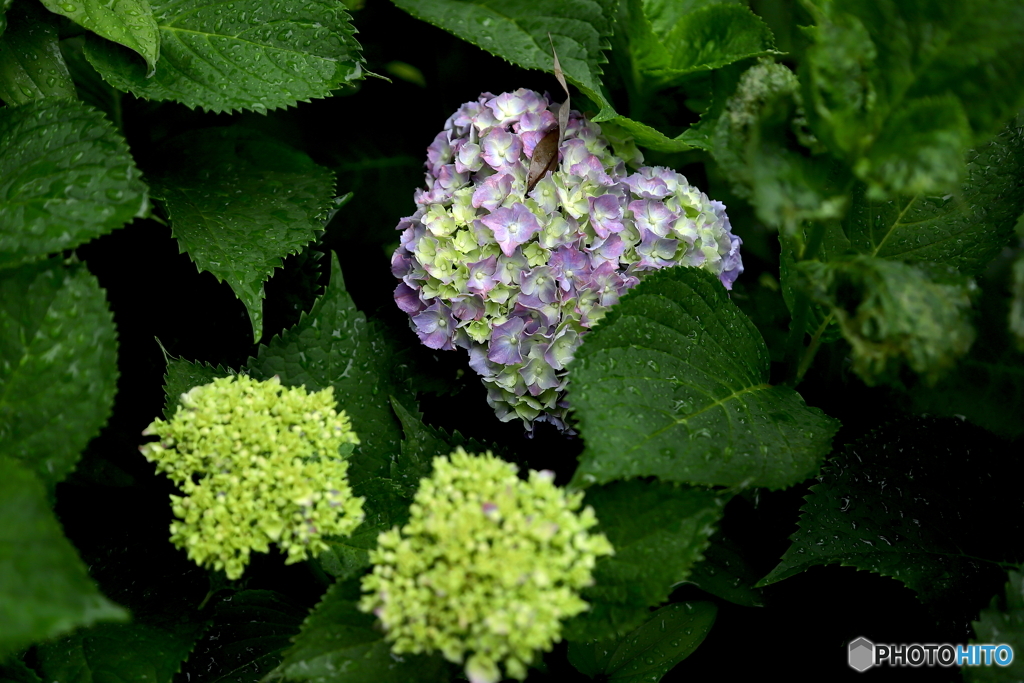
[570,267,839,490]
[184,590,306,683]
[0,99,148,268]
[0,455,127,659]
[759,418,1024,606]
[160,355,233,420]
[83,0,363,113]
[563,480,724,640]
[35,621,203,683]
[0,657,41,683]
[245,252,410,486]
[1012,252,1024,351]
[269,579,449,683]
[317,476,410,581]
[151,127,336,342]
[40,0,159,74]
[797,256,975,385]
[391,0,614,116]
[630,1,777,86]
[802,0,1024,197]
[568,601,716,682]
[966,570,1024,683]
[843,122,1024,275]
[0,259,118,487]
[0,1,75,105]
[58,37,122,123]
[680,532,764,607]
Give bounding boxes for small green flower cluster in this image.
[140,375,365,580]
[359,447,614,683]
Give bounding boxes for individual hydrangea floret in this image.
[359,447,614,683]
[139,375,365,580]
[392,88,744,430]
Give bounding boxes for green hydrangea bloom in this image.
[139,375,365,580]
[359,447,614,683]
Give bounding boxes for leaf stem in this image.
[784,222,826,385]
[795,312,834,383]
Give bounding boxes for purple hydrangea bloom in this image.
[392,89,744,430]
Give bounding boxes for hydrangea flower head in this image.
[139,375,365,580]
[359,447,614,683]
[393,88,744,430]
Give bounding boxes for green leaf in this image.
[568,601,716,682]
[679,532,764,607]
[317,476,410,581]
[185,590,306,683]
[966,570,1024,683]
[570,267,839,490]
[83,0,363,113]
[0,455,127,659]
[269,579,449,683]
[843,122,1024,276]
[759,418,1024,605]
[0,99,148,269]
[1012,252,1024,351]
[160,355,234,420]
[0,1,75,105]
[797,256,976,385]
[151,127,336,342]
[0,658,41,683]
[40,0,159,74]
[390,0,705,152]
[318,398,495,581]
[0,259,118,488]
[244,252,410,486]
[563,480,724,640]
[630,2,777,86]
[391,0,614,114]
[802,0,1024,197]
[35,621,204,683]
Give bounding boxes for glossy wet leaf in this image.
[35,621,204,683]
[244,252,411,486]
[151,127,336,342]
[760,418,1024,606]
[843,122,1024,276]
[0,1,75,105]
[184,590,306,683]
[82,0,362,113]
[966,571,1024,683]
[0,456,127,659]
[40,0,158,74]
[803,0,1024,197]
[160,356,234,420]
[268,579,449,683]
[568,601,717,682]
[564,480,724,640]
[680,532,764,607]
[0,259,118,488]
[0,99,148,269]
[570,267,839,490]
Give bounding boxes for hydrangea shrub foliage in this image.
[3,0,1024,681]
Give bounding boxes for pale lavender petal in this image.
[719,233,744,290]
[412,301,456,350]
[629,199,677,237]
[452,295,485,321]
[467,256,498,296]
[472,173,512,211]
[481,203,542,257]
[520,266,558,304]
[481,129,523,169]
[588,194,624,238]
[488,317,526,365]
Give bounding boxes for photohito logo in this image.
[848,637,1014,671]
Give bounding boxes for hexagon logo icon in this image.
[849,637,875,672]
